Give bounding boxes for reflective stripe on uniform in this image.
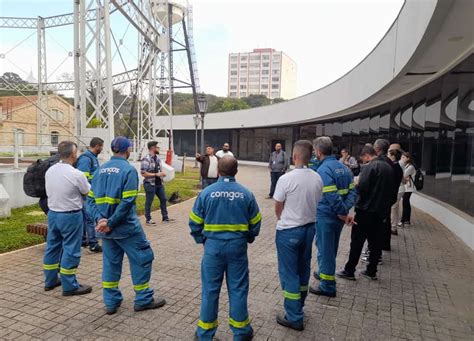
[229,317,251,328]
[349,182,355,189]
[88,191,94,198]
[249,212,262,225]
[43,263,59,270]
[189,211,204,224]
[133,282,149,291]
[322,185,338,193]
[300,285,308,292]
[338,189,349,195]
[95,197,121,205]
[283,290,301,300]
[198,319,219,330]
[102,281,119,289]
[122,190,138,198]
[60,267,77,275]
[83,171,93,180]
[319,273,335,281]
[204,224,249,232]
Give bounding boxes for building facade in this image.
[227,48,297,100]
[0,95,75,153]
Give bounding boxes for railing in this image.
[0,130,88,169]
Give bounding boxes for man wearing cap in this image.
[88,137,166,315]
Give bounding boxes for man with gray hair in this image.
[309,136,357,298]
[43,141,92,296]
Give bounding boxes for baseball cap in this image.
[111,136,132,153]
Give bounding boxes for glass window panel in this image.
[412,101,426,131]
[360,116,370,134]
[369,115,380,134]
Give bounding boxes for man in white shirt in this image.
[215,143,234,158]
[43,141,92,296]
[273,140,323,331]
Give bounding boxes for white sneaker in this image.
[146,219,156,225]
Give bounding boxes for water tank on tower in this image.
[150,0,187,26]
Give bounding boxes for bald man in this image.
[189,156,262,340]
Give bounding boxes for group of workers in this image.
[41,134,401,340]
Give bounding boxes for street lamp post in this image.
[197,94,208,154]
[193,113,199,168]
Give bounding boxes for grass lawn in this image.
[0,167,201,254]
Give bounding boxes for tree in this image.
[272,97,286,104]
[241,94,271,108]
[209,98,250,112]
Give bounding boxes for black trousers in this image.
[269,171,285,197]
[344,210,384,276]
[382,211,392,251]
[401,192,412,223]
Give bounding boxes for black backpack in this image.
[23,155,60,198]
[411,168,424,191]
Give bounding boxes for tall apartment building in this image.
[227,48,297,100]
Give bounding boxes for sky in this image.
[0,0,404,98]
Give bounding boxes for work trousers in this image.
[276,223,315,324]
[401,192,413,224]
[43,210,83,292]
[344,210,384,277]
[315,215,344,293]
[82,206,97,246]
[144,182,168,221]
[101,232,155,309]
[197,238,252,341]
[269,171,285,197]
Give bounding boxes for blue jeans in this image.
[276,223,315,324]
[101,232,155,309]
[315,215,344,294]
[144,182,168,221]
[197,238,252,341]
[202,177,218,189]
[43,210,83,292]
[82,206,97,246]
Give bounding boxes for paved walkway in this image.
[0,165,473,340]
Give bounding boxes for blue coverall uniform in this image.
[76,149,99,247]
[88,156,155,309]
[308,156,320,172]
[315,155,357,294]
[189,177,262,341]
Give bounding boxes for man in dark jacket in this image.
[196,145,220,189]
[337,142,394,280]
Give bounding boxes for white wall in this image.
[0,168,37,211]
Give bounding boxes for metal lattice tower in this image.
[0,0,201,155]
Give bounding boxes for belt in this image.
[50,209,81,214]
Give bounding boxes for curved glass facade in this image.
[174,54,474,215]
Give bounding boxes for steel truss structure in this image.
[0,0,200,154]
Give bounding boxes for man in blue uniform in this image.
[189,156,262,341]
[309,137,357,298]
[88,137,166,315]
[76,137,104,252]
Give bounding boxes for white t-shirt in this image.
[45,162,91,212]
[404,164,417,193]
[207,155,219,178]
[273,168,323,230]
[215,150,234,158]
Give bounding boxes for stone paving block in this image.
[0,165,473,340]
